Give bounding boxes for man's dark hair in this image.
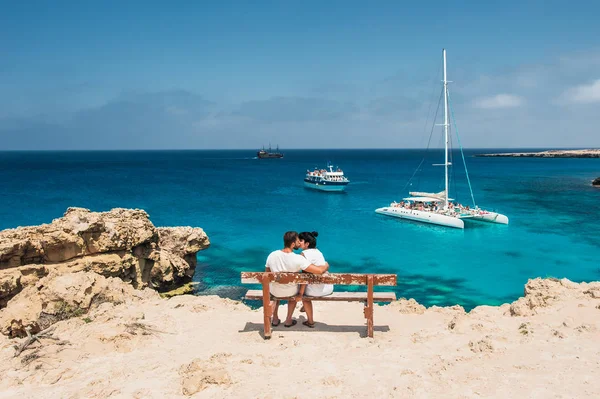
[283,231,298,248]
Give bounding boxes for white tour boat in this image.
[304,164,349,192]
[375,49,509,229]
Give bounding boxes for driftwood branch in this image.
[124,322,171,336]
[13,326,59,357]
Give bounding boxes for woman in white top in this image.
[298,231,333,328]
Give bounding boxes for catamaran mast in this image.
[443,49,449,210]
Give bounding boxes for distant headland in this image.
[475,149,600,158]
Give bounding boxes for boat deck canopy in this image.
[402,196,445,202]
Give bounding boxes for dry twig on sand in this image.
[13,326,64,357]
[124,322,170,336]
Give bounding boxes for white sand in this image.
[1,279,599,398]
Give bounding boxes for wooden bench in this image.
[241,272,397,339]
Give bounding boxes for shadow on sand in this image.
[239,317,390,339]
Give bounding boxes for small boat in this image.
[304,163,349,192]
[375,49,508,229]
[257,144,283,159]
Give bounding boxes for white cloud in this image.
[165,105,188,115]
[561,79,600,104]
[473,94,525,109]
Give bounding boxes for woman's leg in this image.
[302,299,314,324]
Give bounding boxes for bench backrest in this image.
[241,272,397,286]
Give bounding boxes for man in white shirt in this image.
[266,231,329,327]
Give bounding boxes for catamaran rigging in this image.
[375,49,509,229]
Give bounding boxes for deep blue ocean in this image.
[0,149,598,309]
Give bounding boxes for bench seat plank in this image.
[244,290,396,302]
[241,272,397,286]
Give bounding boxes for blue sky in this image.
[1,1,599,149]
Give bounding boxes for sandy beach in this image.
[1,274,599,398]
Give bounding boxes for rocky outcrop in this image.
[0,208,209,308]
[508,278,600,316]
[475,149,600,158]
[389,298,426,314]
[0,271,158,337]
[593,177,600,187]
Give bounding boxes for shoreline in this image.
[2,209,600,396]
[475,149,600,158]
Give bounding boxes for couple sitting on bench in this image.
[265,230,333,328]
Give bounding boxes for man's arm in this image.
[304,263,329,275]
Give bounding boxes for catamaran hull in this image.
[304,181,347,192]
[375,207,464,229]
[463,212,509,225]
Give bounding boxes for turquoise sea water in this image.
[0,149,598,309]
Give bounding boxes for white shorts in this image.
[305,284,334,297]
[270,283,298,298]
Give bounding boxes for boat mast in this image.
[443,49,449,210]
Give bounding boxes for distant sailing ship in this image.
[257,144,284,159]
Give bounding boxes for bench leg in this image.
[261,280,271,339]
[364,275,374,338]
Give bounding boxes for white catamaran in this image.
[375,49,509,229]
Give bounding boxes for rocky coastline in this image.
[1,209,600,397]
[475,149,600,158]
[0,207,209,311]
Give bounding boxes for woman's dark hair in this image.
[298,231,318,249]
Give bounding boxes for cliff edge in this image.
[0,275,598,397]
[0,207,210,309]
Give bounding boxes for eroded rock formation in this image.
[0,270,159,337]
[508,277,600,316]
[0,207,209,308]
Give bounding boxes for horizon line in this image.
[0,146,599,153]
[0,147,600,153]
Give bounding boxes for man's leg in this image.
[271,300,281,325]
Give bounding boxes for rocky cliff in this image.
[0,208,209,308]
[0,270,159,337]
